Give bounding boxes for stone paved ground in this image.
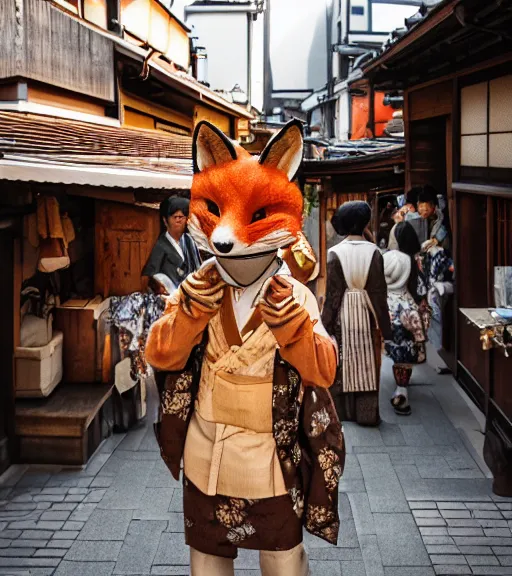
[1,351,511,576]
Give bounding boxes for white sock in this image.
[393,386,408,401]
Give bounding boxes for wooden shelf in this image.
[15,383,114,465]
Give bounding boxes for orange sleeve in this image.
[145,296,215,372]
[264,306,337,389]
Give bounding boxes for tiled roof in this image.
[0,112,192,160]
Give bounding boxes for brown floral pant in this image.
[183,477,303,559]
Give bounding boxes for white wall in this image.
[269,0,328,92]
[371,2,419,33]
[186,12,249,94]
[167,0,194,22]
[251,13,265,112]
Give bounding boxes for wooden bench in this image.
[15,383,114,466]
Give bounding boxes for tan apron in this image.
[330,241,379,393]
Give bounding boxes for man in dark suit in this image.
[142,197,201,295]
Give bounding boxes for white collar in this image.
[165,232,184,260]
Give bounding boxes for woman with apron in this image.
[322,201,392,426]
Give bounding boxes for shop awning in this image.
[0,112,193,190]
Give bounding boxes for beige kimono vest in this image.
[183,293,288,499]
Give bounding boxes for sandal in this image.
[391,395,412,416]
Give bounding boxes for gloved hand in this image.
[179,262,226,313]
[258,275,303,327]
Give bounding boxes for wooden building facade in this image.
[0,0,253,472]
[302,144,405,305]
[363,0,512,495]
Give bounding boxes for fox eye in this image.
[251,208,266,223]
[206,200,220,217]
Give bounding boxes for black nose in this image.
[214,241,234,254]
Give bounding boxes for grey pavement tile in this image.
[433,566,472,575]
[498,505,512,511]
[358,534,384,576]
[63,521,84,531]
[17,474,51,488]
[416,518,447,527]
[344,423,384,447]
[426,545,460,554]
[163,513,184,533]
[310,561,342,576]
[453,537,512,547]
[457,546,494,555]
[374,513,430,566]
[0,557,60,568]
[423,537,456,545]
[99,461,155,510]
[136,488,174,521]
[422,479,494,502]
[384,569,435,576]
[420,527,449,536]
[357,454,409,513]
[0,547,35,556]
[40,511,70,521]
[78,509,133,541]
[430,555,468,565]
[113,520,166,575]
[448,528,485,536]
[484,529,512,537]
[116,424,148,452]
[467,556,500,566]
[151,567,190,575]
[500,557,512,566]
[493,547,512,555]
[0,541,10,549]
[414,510,443,518]
[54,561,115,576]
[69,503,97,522]
[65,540,123,561]
[399,425,435,447]
[338,494,359,548]
[438,503,469,510]
[410,502,438,510]
[47,539,74,548]
[9,539,48,548]
[340,561,366,576]
[91,477,115,489]
[153,532,189,566]
[83,453,111,477]
[169,489,183,513]
[99,432,127,455]
[33,548,68,557]
[53,530,80,539]
[399,477,434,501]
[446,519,481,528]
[343,455,363,480]
[137,427,160,452]
[467,503,499,511]
[379,423,406,446]
[84,489,107,504]
[145,460,181,489]
[441,510,472,519]
[234,548,259,569]
[19,530,53,540]
[348,493,375,536]
[474,511,506,520]
[307,547,362,561]
[0,530,21,539]
[470,569,512,575]
[114,451,159,462]
[339,479,366,494]
[50,504,77,512]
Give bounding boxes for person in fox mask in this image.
[146,120,344,576]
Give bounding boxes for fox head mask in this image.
[188,119,304,282]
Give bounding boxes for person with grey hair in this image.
[322,201,392,426]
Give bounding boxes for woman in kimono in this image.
[142,197,201,295]
[322,201,392,426]
[383,222,429,416]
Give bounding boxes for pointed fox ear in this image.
[259,119,304,181]
[193,121,238,173]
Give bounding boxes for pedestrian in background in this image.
[322,201,392,426]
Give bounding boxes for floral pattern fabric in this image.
[385,291,427,365]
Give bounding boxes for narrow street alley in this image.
[1,352,510,576]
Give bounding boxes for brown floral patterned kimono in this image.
[151,301,345,559]
[153,343,344,558]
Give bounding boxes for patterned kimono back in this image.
[329,240,379,393]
